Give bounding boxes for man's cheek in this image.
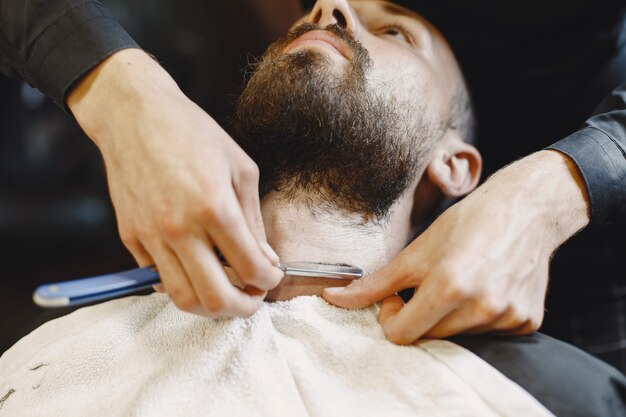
[368,65,423,103]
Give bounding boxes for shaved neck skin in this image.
[261,174,423,301]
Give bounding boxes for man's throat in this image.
[260,192,395,301]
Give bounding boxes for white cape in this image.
[0,294,553,417]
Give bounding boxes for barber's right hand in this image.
[68,49,284,317]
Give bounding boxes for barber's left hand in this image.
[323,151,589,343]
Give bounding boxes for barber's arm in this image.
[322,84,626,343]
[547,83,626,226]
[0,0,284,316]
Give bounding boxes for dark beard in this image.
[231,23,437,220]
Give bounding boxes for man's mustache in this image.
[275,22,368,62]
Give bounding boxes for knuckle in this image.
[136,226,159,245]
[171,291,198,312]
[441,275,473,303]
[238,262,268,286]
[119,228,139,248]
[240,161,260,183]
[478,297,505,321]
[508,307,526,326]
[199,291,228,314]
[514,318,542,336]
[199,196,234,226]
[158,215,187,241]
[199,209,218,227]
[233,301,259,318]
[529,313,544,332]
[516,323,535,335]
[240,306,258,318]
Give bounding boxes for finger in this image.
[204,188,283,291]
[232,159,267,243]
[231,157,280,266]
[498,296,544,336]
[260,241,280,266]
[459,307,524,336]
[497,320,537,336]
[128,240,165,294]
[322,261,413,309]
[425,301,505,339]
[144,240,203,314]
[485,308,543,336]
[377,295,404,323]
[120,229,154,267]
[461,295,544,336]
[128,233,165,293]
[170,229,265,317]
[379,280,458,345]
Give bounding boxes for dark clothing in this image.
[0,0,138,110]
[453,333,626,417]
[1,0,626,370]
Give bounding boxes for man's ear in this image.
[425,133,482,198]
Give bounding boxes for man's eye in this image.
[379,25,414,45]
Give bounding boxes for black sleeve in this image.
[547,83,626,226]
[0,0,139,110]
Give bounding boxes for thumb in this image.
[322,261,410,309]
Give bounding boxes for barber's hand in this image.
[68,49,284,317]
[323,151,589,343]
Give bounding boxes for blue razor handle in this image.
[33,267,160,308]
[33,258,363,308]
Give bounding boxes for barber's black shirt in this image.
[1,0,625,369]
[0,0,137,110]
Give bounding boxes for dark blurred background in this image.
[0,0,302,354]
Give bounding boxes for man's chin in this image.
[265,47,346,83]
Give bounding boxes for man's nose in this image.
[309,0,360,35]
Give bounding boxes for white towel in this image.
[0,294,553,417]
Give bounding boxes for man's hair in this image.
[447,85,476,144]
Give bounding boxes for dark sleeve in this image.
[0,0,139,110]
[547,84,626,226]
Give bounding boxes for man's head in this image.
[232,0,481,224]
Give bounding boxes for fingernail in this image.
[260,241,280,265]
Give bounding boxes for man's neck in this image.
[263,193,391,272]
[260,187,418,300]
